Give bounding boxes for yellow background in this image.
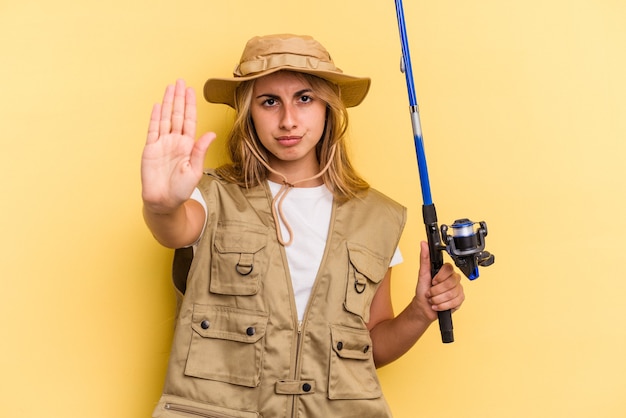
[2,0,625,417]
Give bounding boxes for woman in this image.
[142,34,464,418]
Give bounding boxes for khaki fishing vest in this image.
[153,170,407,418]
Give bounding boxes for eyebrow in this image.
[255,88,314,100]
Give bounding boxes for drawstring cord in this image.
[244,140,336,246]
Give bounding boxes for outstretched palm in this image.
[141,80,215,214]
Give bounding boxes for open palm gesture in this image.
[141,79,216,214]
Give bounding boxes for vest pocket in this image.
[184,304,269,388]
[153,394,260,417]
[209,221,268,296]
[344,242,389,323]
[328,324,382,400]
[210,222,269,296]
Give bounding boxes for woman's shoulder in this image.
[202,168,224,181]
[341,187,407,229]
[197,168,265,202]
[198,168,235,188]
[355,186,405,212]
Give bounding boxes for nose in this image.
[280,103,297,130]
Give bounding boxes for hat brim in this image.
[204,67,371,109]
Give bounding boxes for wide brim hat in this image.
[204,34,371,108]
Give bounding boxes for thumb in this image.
[190,132,217,172]
[416,241,433,298]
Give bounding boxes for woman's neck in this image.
[267,159,324,187]
[267,170,324,188]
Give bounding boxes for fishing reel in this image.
[440,218,495,280]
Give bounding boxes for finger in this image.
[159,84,175,135]
[183,86,198,139]
[171,79,186,134]
[429,272,463,307]
[417,241,431,281]
[429,281,462,304]
[431,268,461,296]
[432,292,465,312]
[190,132,217,171]
[146,103,161,144]
[431,263,455,285]
[416,241,433,297]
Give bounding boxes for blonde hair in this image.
[216,71,369,203]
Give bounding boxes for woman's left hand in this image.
[411,241,465,323]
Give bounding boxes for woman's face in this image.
[250,71,327,176]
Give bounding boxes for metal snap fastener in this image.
[246,326,256,336]
[336,341,343,351]
[302,383,312,392]
[363,345,370,353]
[200,320,210,330]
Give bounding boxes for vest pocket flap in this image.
[191,305,268,344]
[330,325,372,361]
[346,242,388,284]
[214,225,267,254]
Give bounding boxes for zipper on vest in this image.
[289,321,304,418]
[294,320,304,374]
[164,402,241,418]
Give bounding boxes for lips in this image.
[276,136,302,146]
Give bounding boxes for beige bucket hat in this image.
[204,34,371,108]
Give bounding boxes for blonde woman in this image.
[142,34,464,418]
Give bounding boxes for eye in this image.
[263,97,277,107]
[299,95,312,103]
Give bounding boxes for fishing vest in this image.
[153,170,407,418]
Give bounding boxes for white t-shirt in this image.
[191,182,402,321]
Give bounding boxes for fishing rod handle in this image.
[424,204,454,343]
[438,311,454,343]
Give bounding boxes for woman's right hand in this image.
[141,79,216,215]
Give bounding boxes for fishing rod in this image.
[393,0,494,343]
